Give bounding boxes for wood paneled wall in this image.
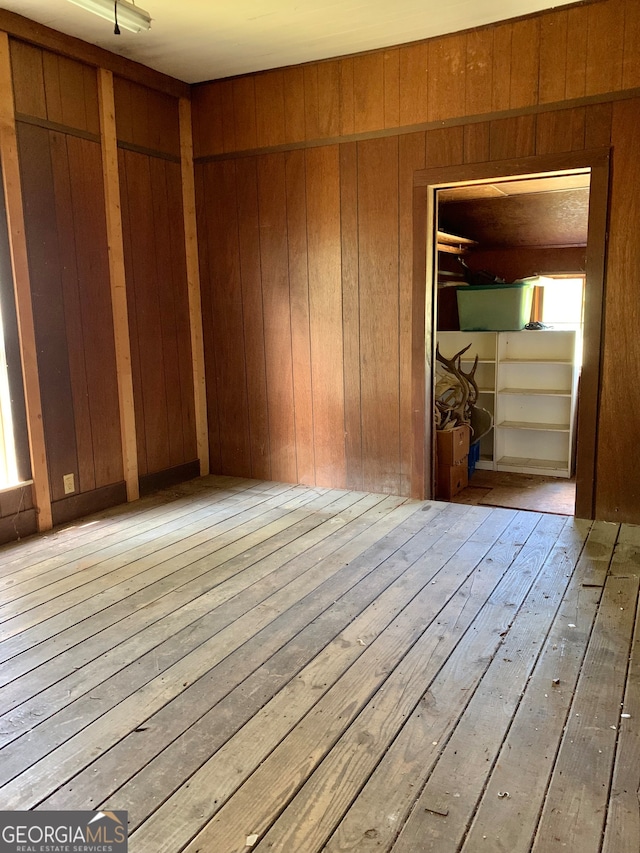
[192,0,640,157]
[193,0,640,523]
[2,32,198,537]
[464,246,587,284]
[115,79,197,480]
[17,121,123,501]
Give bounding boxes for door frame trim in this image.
[411,148,611,519]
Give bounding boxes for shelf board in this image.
[477,388,495,395]
[496,420,570,432]
[459,358,495,365]
[497,455,571,474]
[500,357,572,365]
[497,387,571,397]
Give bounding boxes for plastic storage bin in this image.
[456,282,534,331]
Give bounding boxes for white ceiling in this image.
[2,0,579,84]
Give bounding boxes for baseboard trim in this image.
[51,482,127,528]
[139,460,200,496]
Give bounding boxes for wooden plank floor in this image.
[0,475,638,853]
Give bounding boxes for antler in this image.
[435,343,479,428]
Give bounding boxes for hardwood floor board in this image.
[0,490,391,763]
[321,512,569,853]
[462,520,620,853]
[0,495,432,805]
[322,514,572,851]
[531,574,639,852]
[0,481,310,617]
[0,480,282,604]
[253,513,565,853]
[43,501,455,813]
[391,515,588,853]
[104,505,498,832]
[128,507,520,851]
[0,475,252,580]
[0,479,636,852]
[0,483,342,652]
[0,492,403,689]
[602,531,640,853]
[0,488,384,705]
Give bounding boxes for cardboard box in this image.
[436,458,469,500]
[436,425,471,466]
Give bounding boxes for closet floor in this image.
[452,469,576,515]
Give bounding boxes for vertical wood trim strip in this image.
[179,97,209,476]
[411,184,428,500]
[97,68,139,501]
[0,33,52,531]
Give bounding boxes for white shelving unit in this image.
[437,330,579,477]
[436,331,497,471]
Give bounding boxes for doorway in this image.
[435,174,589,514]
[411,149,610,520]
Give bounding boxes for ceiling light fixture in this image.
[66,0,151,34]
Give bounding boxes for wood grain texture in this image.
[9,40,46,120]
[113,76,180,158]
[194,163,222,472]
[399,133,426,497]
[119,150,169,477]
[283,67,306,143]
[539,10,568,104]
[318,60,341,139]
[5,480,639,850]
[236,157,271,480]
[190,82,224,159]
[353,52,385,133]
[51,133,123,491]
[623,0,640,89]
[586,0,625,96]
[98,69,139,501]
[428,34,466,122]
[303,65,319,141]
[489,115,537,160]
[179,98,208,475]
[306,145,346,488]
[399,42,429,127]
[285,150,314,485]
[47,132,94,495]
[357,136,400,494]
[257,153,297,482]
[536,107,586,154]
[17,122,78,504]
[255,70,286,148]
[0,163,30,483]
[463,121,491,163]
[565,5,589,99]
[340,142,362,491]
[0,33,51,530]
[492,23,513,112]
[509,17,540,109]
[339,58,355,136]
[232,77,257,151]
[190,0,640,161]
[465,29,493,116]
[197,160,252,477]
[426,126,464,168]
[43,52,99,135]
[383,49,400,129]
[584,101,613,148]
[595,98,640,522]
